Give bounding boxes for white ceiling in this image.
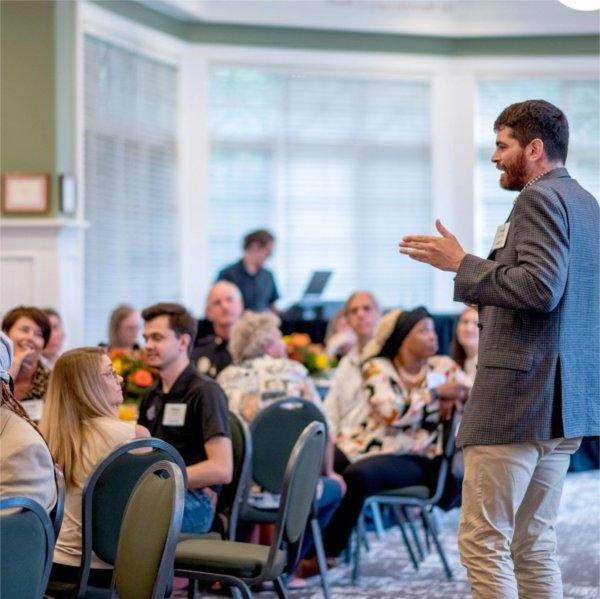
[138,0,600,37]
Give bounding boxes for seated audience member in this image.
[42,308,66,368]
[217,310,321,421]
[191,281,243,378]
[321,307,469,559]
[2,306,51,420]
[40,347,149,589]
[0,332,57,512]
[450,306,479,385]
[324,309,358,360]
[138,303,232,534]
[217,229,279,312]
[106,304,141,351]
[217,310,343,563]
[324,291,381,474]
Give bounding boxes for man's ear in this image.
[179,333,192,353]
[527,138,545,162]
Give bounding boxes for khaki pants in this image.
[459,437,581,599]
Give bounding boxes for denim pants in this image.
[181,489,215,534]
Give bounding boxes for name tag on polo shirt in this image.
[491,222,510,251]
[21,399,44,421]
[162,403,187,427]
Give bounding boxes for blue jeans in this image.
[181,489,214,534]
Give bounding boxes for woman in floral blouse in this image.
[321,307,470,559]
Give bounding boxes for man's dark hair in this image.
[141,303,197,354]
[243,229,274,250]
[2,306,51,347]
[494,99,569,163]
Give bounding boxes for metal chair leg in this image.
[421,509,452,580]
[402,506,425,561]
[420,511,431,553]
[393,507,419,571]
[311,517,332,599]
[273,576,289,599]
[186,579,196,599]
[367,500,385,539]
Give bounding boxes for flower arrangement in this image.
[109,348,158,419]
[283,333,338,375]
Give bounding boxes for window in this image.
[83,35,180,344]
[207,66,432,308]
[475,79,599,256]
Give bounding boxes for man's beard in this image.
[498,151,528,191]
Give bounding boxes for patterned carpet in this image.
[189,470,600,598]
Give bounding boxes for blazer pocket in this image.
[479,350,534,372]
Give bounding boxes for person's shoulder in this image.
[95,416,136,439]
[194,334,216,349]
[185,369,228,399]
[362,356,393,377]
[0,407,43,446]
[218,260,242,278]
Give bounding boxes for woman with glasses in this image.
[40,347,149,592]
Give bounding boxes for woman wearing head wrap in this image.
[320,307,469,559]
[0,331,57,512]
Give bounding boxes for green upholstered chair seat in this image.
[175,538,287,579]
[240,505,278,524]
[376,485,431,499]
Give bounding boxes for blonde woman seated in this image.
[40,347,149,591]
[322,307,469,559]
[217,311,320,422]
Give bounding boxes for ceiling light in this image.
[558,0,600,10]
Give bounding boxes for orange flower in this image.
[129,368,154,388]
[289,333,311,348]
[109,348,128,359]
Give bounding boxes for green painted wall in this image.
[1,0,57,214]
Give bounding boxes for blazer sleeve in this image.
[454,186,569,312]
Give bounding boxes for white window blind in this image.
[207,67,432,309]
[475,79,599,256]
[84,35,179,344]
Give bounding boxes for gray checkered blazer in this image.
[454,168,599,447]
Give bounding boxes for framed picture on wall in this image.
[1,172,50,214]
[59,174,77,215]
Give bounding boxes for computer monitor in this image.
[302,271,332,299]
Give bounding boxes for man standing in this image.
[192,281,244,378]
[138,303,232,534]
[217,229,280,312]
[399,100,599,598]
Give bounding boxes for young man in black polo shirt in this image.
[138,303,232,534]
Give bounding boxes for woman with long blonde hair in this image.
[40,347,149,590]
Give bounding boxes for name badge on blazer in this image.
[491,222,510,251]
[162,403,187,426]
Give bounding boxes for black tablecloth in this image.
[196,313,458,356]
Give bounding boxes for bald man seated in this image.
[192,281,244,378]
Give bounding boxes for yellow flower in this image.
[314,353,329,371]
[112,358,124,376]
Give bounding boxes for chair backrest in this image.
[50,464,66,539]
[249,397,327,494]
[111,460,185,599]
[77,437,187,598]
[263,421,326,577]
[213,411,252,540]
[0,496,55,599]
[429,410,460,505]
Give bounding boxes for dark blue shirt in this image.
[217,259,280,312]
